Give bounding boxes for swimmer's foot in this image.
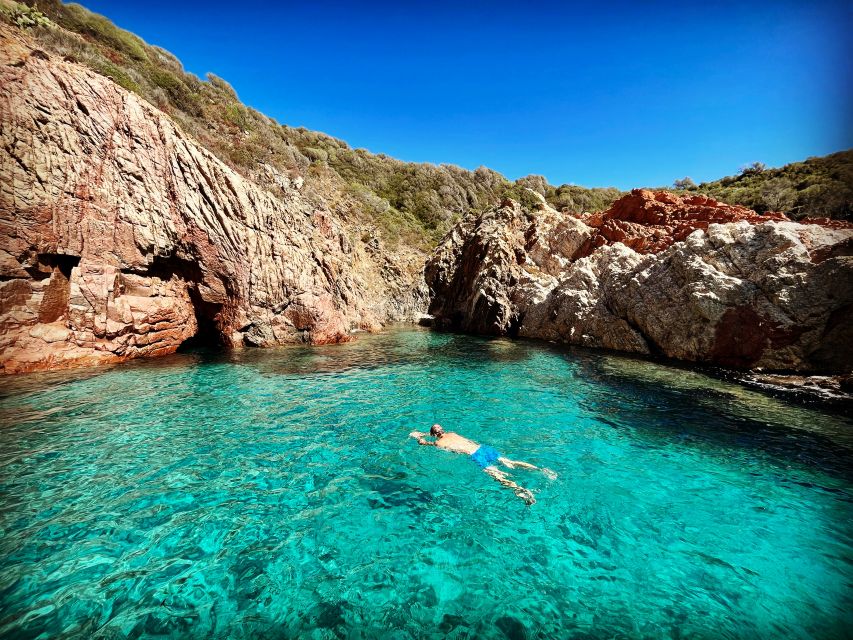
[516,488,536,506]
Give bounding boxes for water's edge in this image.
[4,324,851,414]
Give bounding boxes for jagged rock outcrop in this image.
[577,189,789,256]
[0,25,424,373]
[426,190,853,372]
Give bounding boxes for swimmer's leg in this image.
[498,457,536,470]
[498,457,557,480]
[484,466,535,505]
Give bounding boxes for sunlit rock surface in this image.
[0,25,425,373]
[426,191,853,372]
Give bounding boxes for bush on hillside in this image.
[547,184,622,214]
[1,2,50,28]
[55,2,147,61]
[683,151,853,220]
[207,72,238,99]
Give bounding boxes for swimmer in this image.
[409,424,556,505]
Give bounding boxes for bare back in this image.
[410,426,548,505]
[434,432,479,455]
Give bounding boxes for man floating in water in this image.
[409,424,556,505]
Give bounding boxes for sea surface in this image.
[0,327,851,639]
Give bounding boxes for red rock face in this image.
[575,189,797,257]
[0,25,424,374]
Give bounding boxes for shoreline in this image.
[4,322,850,415]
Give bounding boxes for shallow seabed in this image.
[1,327,851,639]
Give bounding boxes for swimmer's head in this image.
[430,424,444,438]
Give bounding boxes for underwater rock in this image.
[495,615,529,640]
[438,613,469,634]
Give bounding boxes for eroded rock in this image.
[0,25,424,373]
[426,191,853,372]
[575,188,790,256]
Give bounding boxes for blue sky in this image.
[78,0,851,189]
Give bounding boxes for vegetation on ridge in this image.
[3,0,851,257]
[670,151,853,221]
[3,0,568,249]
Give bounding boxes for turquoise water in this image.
[1,327,851,639]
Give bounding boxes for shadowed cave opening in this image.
[141,255,227,352]
[28,254,81,323]
[23,253,81,282]
[177,288,224,352]
[507,313,523,339]
[178,287,226,353]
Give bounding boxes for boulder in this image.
[426,191,853,372]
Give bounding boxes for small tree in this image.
[739,162,767,176]
[673,177,696,190]
[761,178,795,213]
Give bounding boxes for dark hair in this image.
[430,424,443,437]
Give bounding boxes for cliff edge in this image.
[0,25,424,373]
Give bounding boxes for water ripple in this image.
[0,327,851,639]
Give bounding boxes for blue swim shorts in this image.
[471,445,501,469]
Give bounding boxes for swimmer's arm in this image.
[409,431,436,446]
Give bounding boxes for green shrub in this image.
[58,3,147,61]
[148,67,202,116]
[515,174,549,196]
[304,147,329,163]
[207,72,237,99]
[223,103,251,129]
[547,184,622,214]
[501,184,546,210]
[151,45,182,72]
[1,2,51,28]
[691,151,852,219]
[90,57,140,93]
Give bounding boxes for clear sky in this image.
[77,0,851,189]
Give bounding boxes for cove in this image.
[0,327,850,639]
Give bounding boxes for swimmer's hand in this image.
[542,468,558,481]
[409,431,435,446]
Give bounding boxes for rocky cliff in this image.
[3,18,851,378]
[426,189,853,372]
[0,25,425,373]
